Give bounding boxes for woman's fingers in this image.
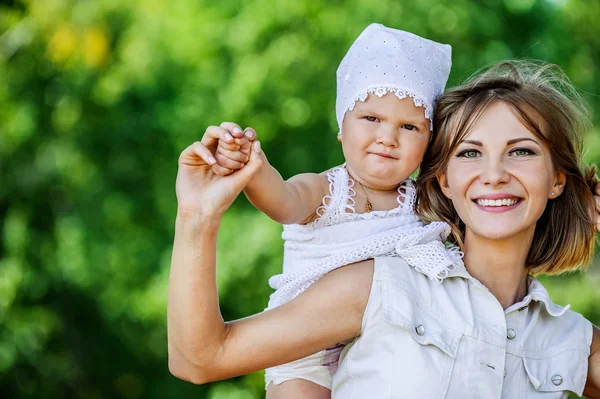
[232,141,264,189]
[202,125,235,148]
[179,141,216,166]
[220,122,244,138]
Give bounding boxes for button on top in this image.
[551,374,563,386]
[506,328,516,340]
[415,325,425,336]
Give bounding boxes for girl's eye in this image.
[364,116,379,122]
[510,148,535,157]
[402,124,418,131]
[457,149,481,159]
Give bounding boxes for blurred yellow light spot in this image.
[429,5,458,34]
[83,27,110,68]
[48,24,77,63]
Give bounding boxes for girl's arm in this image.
[215,123,329,225]
[168,133,371,384]
[244,157,330,225]
[584,325,600,398]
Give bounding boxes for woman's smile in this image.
[472,193,524,213]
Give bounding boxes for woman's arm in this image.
[168,218,371,383]
[584,325,600,398]
[167,132,371,384]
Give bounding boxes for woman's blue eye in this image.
[402,124,418,131]
[457,149,480,158]
[364,116,378,122]
[510,148,535,156]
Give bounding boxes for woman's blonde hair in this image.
[416,60,598,275]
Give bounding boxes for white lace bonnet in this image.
[336,23,452,134]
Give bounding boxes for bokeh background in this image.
[1,0,599,398]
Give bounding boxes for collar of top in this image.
[444,269,570,318]
[336,23,452,134]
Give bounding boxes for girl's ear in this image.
[337,134,342,143]
[437,172,452,199]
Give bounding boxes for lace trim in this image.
[268,221,465,308]
[314,166,415,227]
[340,84,433,133]
[344,168,415,219]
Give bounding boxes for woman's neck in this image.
[462,228,534,309]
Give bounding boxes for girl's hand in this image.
[213,123,256,176]
[175,125,263,219]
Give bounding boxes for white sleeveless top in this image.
[266,165,462,310]
[333,257,592,398]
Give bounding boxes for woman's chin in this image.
[468,225,533,242]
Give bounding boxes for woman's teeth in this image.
[476,198,519,207]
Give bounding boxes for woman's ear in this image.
[437,172,452,199]
[549,171,567,199]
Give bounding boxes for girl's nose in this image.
[375,125,399,148]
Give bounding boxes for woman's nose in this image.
[480,158,510,186]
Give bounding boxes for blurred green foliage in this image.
[0,0,599,398]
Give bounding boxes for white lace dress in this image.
[264,165,462,390]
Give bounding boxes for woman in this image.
[168,61,600,398]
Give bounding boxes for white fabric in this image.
[266,166,461,310]
[265,166,464,389]
[333,257,592,398]
[336,23,452,133]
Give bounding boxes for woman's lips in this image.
[472,197,524,213]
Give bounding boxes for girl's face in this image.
[438,101,565,242]
[340,93,431,190]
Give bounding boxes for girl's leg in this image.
[266,379,331,399]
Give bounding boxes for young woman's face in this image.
[438,101,565,242]
[340,93,431,190]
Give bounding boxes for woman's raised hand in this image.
[175,123,263,219]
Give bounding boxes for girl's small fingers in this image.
[212,164,234,176]
[233,136,250,147]
[217,147,250,163]
[239,138,252,153]
[218,140,241,152]
[220,122,244,138]
[243,128,256,141]
[215,153,246,170]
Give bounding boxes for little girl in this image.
[212,23,456,398]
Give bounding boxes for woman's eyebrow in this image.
[461,140,483,146]
[459,138,540,146]
[507,137,540,145]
